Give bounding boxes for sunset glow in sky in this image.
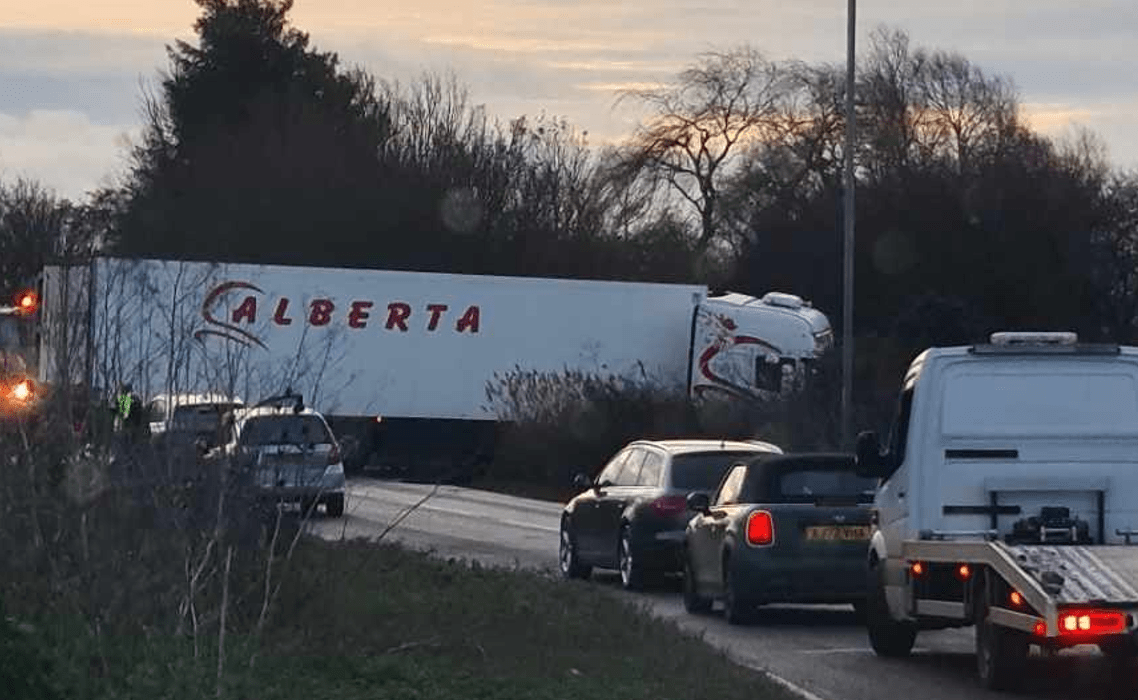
[1,0,1135,200]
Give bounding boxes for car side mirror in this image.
[687,492,711,514]
[572,473,590,490]
[855,430,889,478]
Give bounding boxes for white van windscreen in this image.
[941,371,1138,437]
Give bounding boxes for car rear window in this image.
[170,404,238,434]
[239,415,332,446]
[670,452,767,491]
[772,469,877,503]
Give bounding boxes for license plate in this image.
[805,525,871,541]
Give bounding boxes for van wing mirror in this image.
[855,430,889,478]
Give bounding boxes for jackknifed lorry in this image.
[34,257,832,480]
[856,331,1138,691]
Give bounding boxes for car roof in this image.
[631,438,784,455]
[234,405,325,422]
[151,392,244,407]
[746,452,857,472]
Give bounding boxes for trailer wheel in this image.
[865,559,916,657]
[976,616,1029,691]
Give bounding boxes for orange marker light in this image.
[1033,621,1046,636]
[956,564,972,580]
[16,291,36,312]
[1009,590,1024,607]
[910,562,925,577]
[11,380,31,402]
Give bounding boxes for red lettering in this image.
[272,298,292,326]
[456,305,480,333]
[426,304,448,331]
[309,299,334,326]
[349,301,374,329]
[386,303,411,331]
[232,296,257,325]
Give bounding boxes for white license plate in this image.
[804,525,871,541]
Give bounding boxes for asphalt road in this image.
[309,478,1136,700]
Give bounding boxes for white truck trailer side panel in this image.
[42,258,706,420]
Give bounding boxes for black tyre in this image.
[324,493,345,518]
[722,556,754,625]
[618,525,646,591]
[558,519,592,580]
[682,552,712,614]
[976,617,1029,691]
[865,560,917,657]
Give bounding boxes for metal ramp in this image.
[1003,544,1138,605]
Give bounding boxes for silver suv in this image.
[216,395,347,517]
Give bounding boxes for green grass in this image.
[9,538,798,700]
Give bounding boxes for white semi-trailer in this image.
[37,257,832,479]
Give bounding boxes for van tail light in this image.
[1058,610,1127,636]
[650,495,688,516]
[746,510,775,546]
[328,443,341,465]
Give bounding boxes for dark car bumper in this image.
[733,555,868,604]
[631,525,688,572]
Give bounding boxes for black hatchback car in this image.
[683,453,877,623]
[559,439,783,590]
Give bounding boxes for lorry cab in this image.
[691,292,833,401]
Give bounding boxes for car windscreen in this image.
[771,469,877,504]
[670,452,766,491]
[239,415,332,447]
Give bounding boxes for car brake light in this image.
[746,510,774,546]
[328,443,341,465]
[1058,610,1127,636]
[650,495,688,516]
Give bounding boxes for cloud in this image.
[0,110,138,202]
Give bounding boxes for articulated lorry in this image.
[36,257,833,480]
[0,290,41,418]
[857,332,1138,691]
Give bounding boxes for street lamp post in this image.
[840,0,857,448]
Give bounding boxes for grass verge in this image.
[10,537,799,700]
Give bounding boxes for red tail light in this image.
[746,510,775,546]
[328,443,341,465]
[1058,610,1127,636]
[15,290,37,313]
[650,495,688,516]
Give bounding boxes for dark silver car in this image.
[214,401,347,517]
[559,439,783,590]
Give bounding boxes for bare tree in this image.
[614,46,792,254]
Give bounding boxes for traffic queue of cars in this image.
[559,439,877,625]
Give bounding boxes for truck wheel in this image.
[558,519,592,580]
[976,617,1029,691]
[865,560,917,657]
[324,493,345,518]
[682,552,712,614]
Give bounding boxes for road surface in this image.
[309,478,1135,700]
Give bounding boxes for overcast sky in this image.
[1,0,1135,202]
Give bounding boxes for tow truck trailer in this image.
[856,332,1138,691]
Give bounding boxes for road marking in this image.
[734,661,831,700]
[797,647,872,655]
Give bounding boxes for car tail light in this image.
[328,443,341,465]
[650,495,688,516]
[1058,610,1127,636]
[746,510,774,546]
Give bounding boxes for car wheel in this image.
[618,525,645,591]
[682,552,712,614]
[722,555,754,625]
[865,559,917,657]
[559,519,592,580]
[324,493,345,518]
